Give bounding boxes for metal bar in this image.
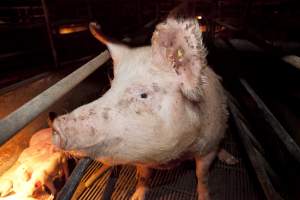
[213,19,239,31]
[0,72,50,96]
[41,0,59,67]
[241,0,253,28]
[225,90,265,153]
[136,0,142,25]
[228,98,283,200]
[282,55,300,70]
[86,0,93,20]
[101,166,121,200]
[212,18,276,52]
[0,51,28,60]
[0,50,110,145]
[240,78,300,162]
[84,164,111,187]
[57,158,93,200]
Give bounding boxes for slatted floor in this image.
[71,123,265,200]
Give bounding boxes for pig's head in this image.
[52,13,213,164]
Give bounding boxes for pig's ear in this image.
[151,11,208,102]
[89,22,129,65]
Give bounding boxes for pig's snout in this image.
[52,117,67,149]
[52,128,63,148]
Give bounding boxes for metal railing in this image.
[0,50,110,145]
[0,16,159,145]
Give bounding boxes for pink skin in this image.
[24,128,69,196]
[52,7,228,200]
[0,128,68,198]
[29,128,53,147]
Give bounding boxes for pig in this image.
[29,112,58,147]
[14,136,68,197]
[0,125,68,199]
[52,5,228,200]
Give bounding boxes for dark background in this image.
[0,0,299,88]
[0,1,300,199]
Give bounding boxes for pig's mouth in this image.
[52,130,88,159]
[52,146,87,162]
[65,149,88,159]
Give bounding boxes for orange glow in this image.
[0,129,66,199]
[58,25,88,35]
[196,16,202,20]
[200,25,207,32]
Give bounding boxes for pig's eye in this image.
[140,93,148,99]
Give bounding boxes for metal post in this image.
[86,0,93,21]
[0,51,110,145]
[41,0,59,67]
[137,0,142,25]
[242,0,253,30]
[57,158,93,200]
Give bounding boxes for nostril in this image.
[52,130,61,147]
[52,125,58,133]
[52,118,69,149]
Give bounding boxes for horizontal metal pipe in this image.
[0,50,110,145]
[282,55,300,70]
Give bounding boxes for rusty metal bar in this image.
[240,78,300,163]
[0,50,110,145]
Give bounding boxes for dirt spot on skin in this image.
[79,115,87,120]
[103,107,111,111]
[89,127,97,136]
[152,83,160,92]
[117,98,134,108]
[135,110,141,115]
[102,111,109,120]
[157,105,162,110]
[152,83,167,94]
[89,109,96,116]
